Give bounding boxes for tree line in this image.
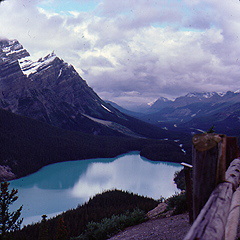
[0,183,158,240]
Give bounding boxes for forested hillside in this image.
[0,108,190,181]
[11,190,158,240]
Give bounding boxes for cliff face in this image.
[0,39,172,139]
[0,39,128,135]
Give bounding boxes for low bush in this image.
[74,209,146,240]
[166,192,187,215]
[174,169,186,191]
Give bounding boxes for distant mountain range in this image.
[112,91,240,136]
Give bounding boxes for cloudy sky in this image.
[0,0,240,108]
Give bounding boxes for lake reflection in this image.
[10,152,182,225]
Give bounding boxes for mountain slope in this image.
[140,91,240,136]
[0,108,190,181]
[105,100,145,118]
[0,107,129,180]
[0,39,183,140]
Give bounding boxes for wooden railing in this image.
[183,133,240,240]
[184,158,240,240]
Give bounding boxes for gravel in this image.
[108,213,190,240]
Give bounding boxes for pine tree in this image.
[0,182,23,239]
[38,215,49,240]
[56,217,69,240]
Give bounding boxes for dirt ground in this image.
[108,213,190,240]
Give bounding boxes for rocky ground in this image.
[108,202,240,240]
[108,203,190,240]
[108,212,190,240]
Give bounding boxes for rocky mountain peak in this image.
[155,97,171,103]
[19,51,59,77]
[185,92,220,99]
[150,97,172,110]
[0,38,169,139]
[0,38,30,63]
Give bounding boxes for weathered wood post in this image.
[192,133,226,220]
[226,136,239,168]
[181,162,193,224]
[225,186,240,240]
[184,158,240,240]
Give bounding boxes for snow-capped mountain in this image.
[173,91,240,107]
[185,92,219,99]
[150,97,172,111]
[0,39,173,139]
[139,90,240,136]
[148,91,240,111]
[0,39,30,62]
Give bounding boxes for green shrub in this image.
[74,208,146,240]
[174,169,186,191]
[166,192,187,215]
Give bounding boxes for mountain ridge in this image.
[150,91,240,110]
[0,107,189,181]
[0,38,180,140]
[0,38,191,180]
[132,91,240,137]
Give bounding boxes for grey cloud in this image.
[184,15,212,30]
[96,0,183,30]
[116,10,182,30]
[1,0,240,108]
[83,55,114,68]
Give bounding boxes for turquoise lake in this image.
[10,152,182,226]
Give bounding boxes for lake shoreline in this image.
[10,152,183,226]
[4,148,188,182]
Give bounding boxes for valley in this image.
[0,0,239,239]
[112,91,240,138]
[0,39,191,181]
[0,37,239,240]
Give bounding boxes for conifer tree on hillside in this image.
[0,182,23,239]
[56,217,69,240]
[38,215,49,240]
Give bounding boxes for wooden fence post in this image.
[225,186,240,240]
[181,162,193,224]
[184,182,233,240]
[184,158,240,240]
[226,136,239,168]
[192,133,227,220]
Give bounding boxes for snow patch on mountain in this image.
[0,39,30,63]
[147,100,157,106]
[19,52,57,77]
[186,92,218,99]
[150,97,171,106]
[217,92,227,97]
[2,40,22,53]
[101,104,112,113]
[83,114,144,138]
[57,68,63,78]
